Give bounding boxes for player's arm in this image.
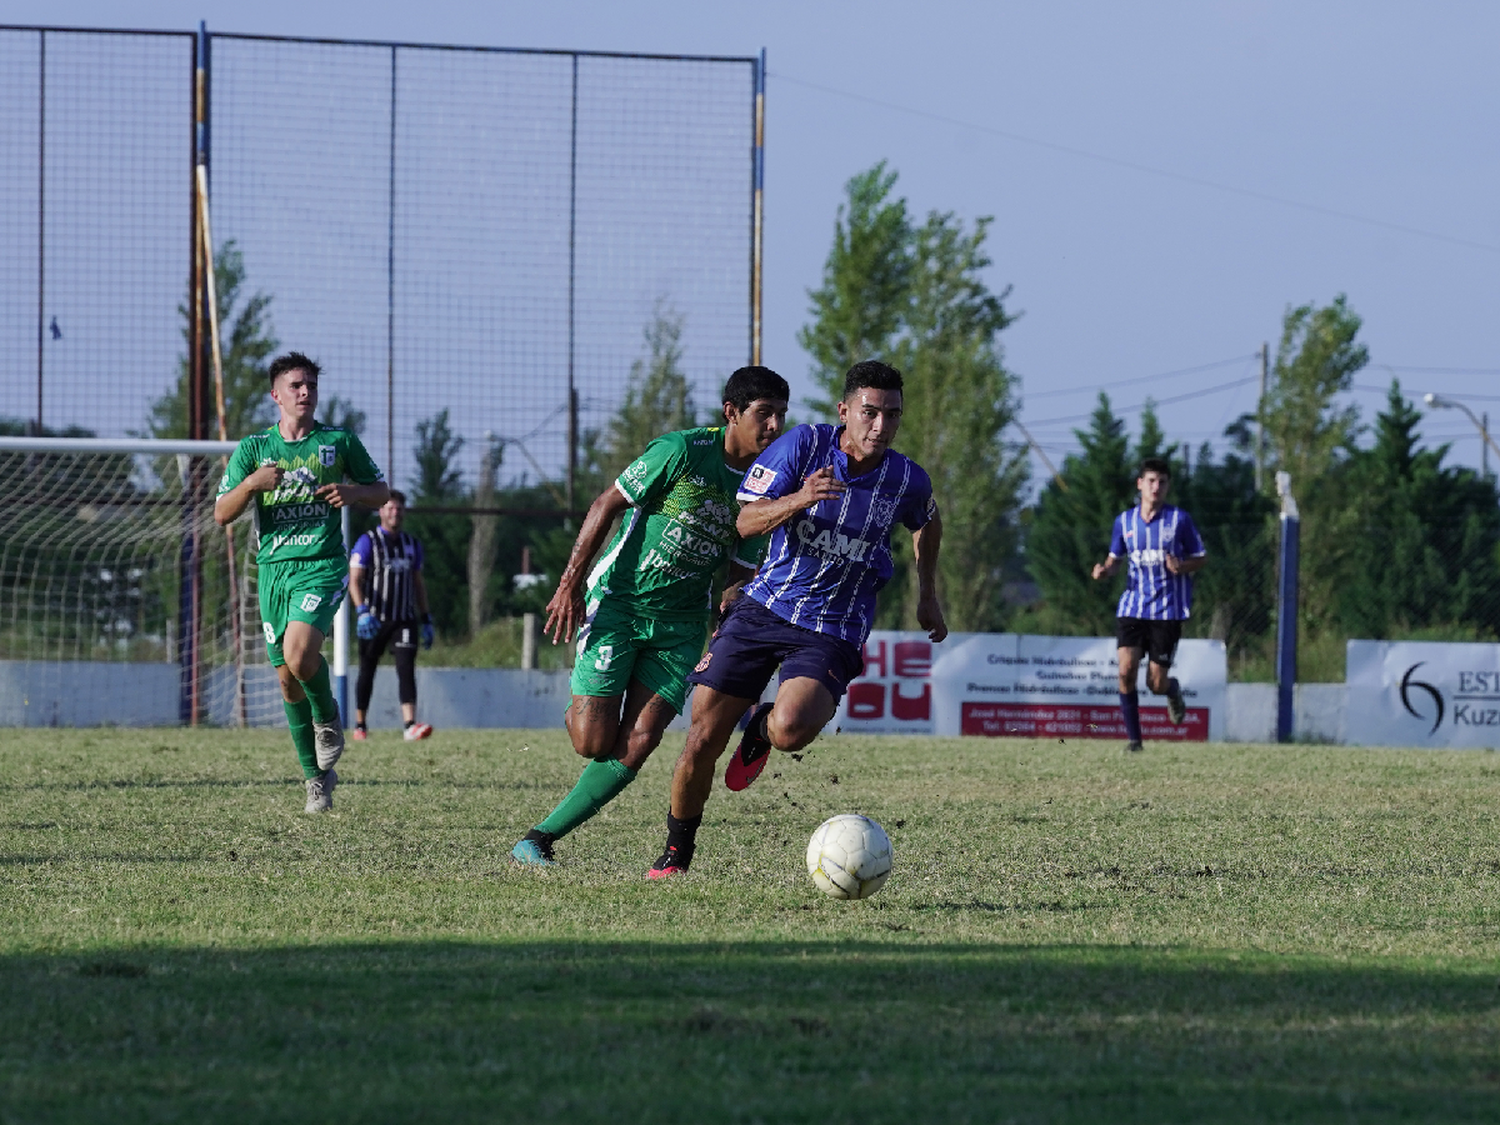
[316,480,389,509]
[1164,553,1207,576]
[912,510,948,643]
[735,467,845,538]
[1091,555,1122,581]
[349,563,367,608]
[213,448,281,526]
[1164,513,1208,576]
[544,485,633,645]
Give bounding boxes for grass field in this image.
[2,727,1499,1122]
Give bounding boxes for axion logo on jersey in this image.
[795,519,869,561]
[273,501,330,523]
[661,522,721,558]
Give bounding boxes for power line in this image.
[774,71,1500,257]
[1023,374,1259,428]
[1020,353,1254,400]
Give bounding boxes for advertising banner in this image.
[1346,640,1500,748]
[837,632,1227,740]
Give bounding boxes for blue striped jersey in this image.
[737,423,937,645]
[1108,504,1206,620]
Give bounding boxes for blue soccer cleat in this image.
[510,832,556,866]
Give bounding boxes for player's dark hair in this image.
[388,489,407,505]
[267,351,321,389]
[722,366,789,412]
[1138,457,1172,478]
[843,360,904,399]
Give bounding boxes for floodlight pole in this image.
[750,48,765,365]
[1274,471,1299,743]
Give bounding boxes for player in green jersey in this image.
[214,352,389,813]
[510,366,790,865]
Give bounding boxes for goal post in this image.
[0,435,332,728]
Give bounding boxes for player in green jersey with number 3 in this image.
[510,366,790,865]
[214,352,389,813]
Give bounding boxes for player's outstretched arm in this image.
[544,485,633,645]
[912,512,948,643]
[214,463,282,526]
[735,466,845,539]
[316,481,390,510]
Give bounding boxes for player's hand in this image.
[356,607,380,640]
[1163,553,1182,575]
[718,580,747,619]
[420,614,435,649]
[1091,562,1108,580]
[544,579,586,645]
[796,466,846,508]
[246,462,283,493]
[315,483,357,508]
[917,592,948,643]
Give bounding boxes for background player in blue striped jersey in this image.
[1091,457,1207,752]
[349,490,435,742]
[649,360,947,878]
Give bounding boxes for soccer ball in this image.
[806,814,893,900]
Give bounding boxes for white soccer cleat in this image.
[403,722,433,741]
[304,769,338,813]
[313,714,345,770]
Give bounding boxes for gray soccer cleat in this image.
[305,768,338,813]
[314,714,345,770]
[1166,683,1187,725]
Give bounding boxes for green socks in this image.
[300,657,338,725]
[536,758,638,839]
[284,696,320,779]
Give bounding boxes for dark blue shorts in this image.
[688,598,865,703]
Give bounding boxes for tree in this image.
[1336,381,1500,638]
[884,210,1026,630]
[582,300,695,494]
[799,164,1027,630]
[799,162,913,415]
[149,240,278,440]
[1261,295,1369,629]
[1024,394,1135,635]
[405,410,470,635]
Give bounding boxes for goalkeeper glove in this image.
[420,613,435,650]
[356,606,380,640]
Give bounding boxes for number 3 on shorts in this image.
[594,643,613,672]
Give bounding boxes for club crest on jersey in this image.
[744,464,777,495]
[319,445,336,467]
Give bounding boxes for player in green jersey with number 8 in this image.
[510,366,789,865]
[214,352,389,813]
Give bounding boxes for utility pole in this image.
[1485,412,1491,479]
[1255,341,1268,493]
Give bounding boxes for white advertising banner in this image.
[1346,641,1500,748]
[838,632,1227,741]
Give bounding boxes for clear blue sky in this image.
[17,0,1500,483]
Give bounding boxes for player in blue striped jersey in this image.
[1091,457,1207,751]
[649,360,947,877]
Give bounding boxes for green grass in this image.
[3,729,1500,1122]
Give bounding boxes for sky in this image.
[12,0,1500,487]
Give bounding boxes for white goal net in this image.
[0,437,297,727]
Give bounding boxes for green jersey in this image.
[217,422,384,565]
[589,426,765,620]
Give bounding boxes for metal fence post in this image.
[1275,471,1300,742]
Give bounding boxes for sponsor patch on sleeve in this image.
[743,464,778,496]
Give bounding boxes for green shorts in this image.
[570,597,707,713]
[257,556,349,667]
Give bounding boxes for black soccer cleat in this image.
[647,842,693,880]
[1125,740,1144,754]
[1166,680,1187,726]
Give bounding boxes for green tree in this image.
[149,240,278,440]
[800,164,1027,630]
[1024,394,1135,635]
[884,210,1026,630]
[1261,295,1369,630]
[1336,381,1500,638]
[405,410,470,635]
[799,162,913,415]
[582,301,694,493]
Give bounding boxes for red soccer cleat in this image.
[647,842,693,879]
[724,702,774,792]
[351,727,368,741]
[403,723,434,741]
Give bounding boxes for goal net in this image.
[0,437,294,727]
